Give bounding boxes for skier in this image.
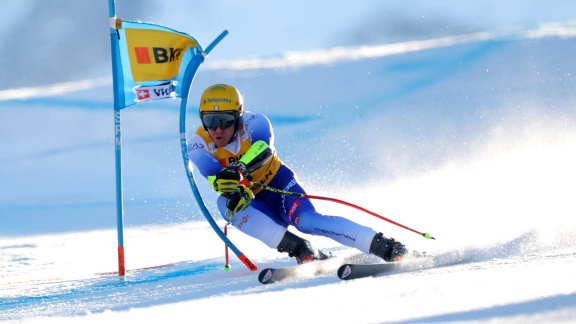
[188,84,408,264]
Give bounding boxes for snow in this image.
[2,14,576,324]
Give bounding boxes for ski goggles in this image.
[201,112,239,131]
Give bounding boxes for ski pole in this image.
[223,223,231,271]
[240,180,435,240]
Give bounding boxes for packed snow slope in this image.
[1,23,576,323]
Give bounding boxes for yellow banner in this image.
[126,28,198,82]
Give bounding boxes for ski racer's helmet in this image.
[199,84,244,131]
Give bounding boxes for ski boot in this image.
[277,231,330,264]
[369,232,408,262]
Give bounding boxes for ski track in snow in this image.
[2,229,576,322]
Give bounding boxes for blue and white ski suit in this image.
[188,111,378,253]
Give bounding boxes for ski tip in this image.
[258,268,274,284]
[337,264,353,280]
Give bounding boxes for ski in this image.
[258,253,367,284]
[258,264,309,284]
[337,251,433,280]
[258,257,336,284]
[259,251,432,283]
[338,262,400,280]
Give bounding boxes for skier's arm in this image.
[187,134,223,179]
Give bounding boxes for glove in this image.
[211,162,249,193]
[226,185,254,213]
[212,168,241,193]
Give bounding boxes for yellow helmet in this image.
[199,84,244,131]
[199,84,243,115]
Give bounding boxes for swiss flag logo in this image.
[136,89,150,100]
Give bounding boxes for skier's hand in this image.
[226,185,254,213]
[212,168,240,193]
[211,162,249,193]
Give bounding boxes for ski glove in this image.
[211,162,248,193]
[226,185,254,213]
